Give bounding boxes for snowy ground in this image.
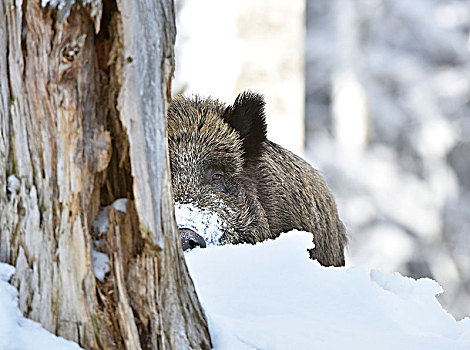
[1,231,470,349]
[0,263,82,350]
[185,231,470,350]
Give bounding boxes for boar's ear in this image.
[222,91,267,162]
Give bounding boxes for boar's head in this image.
[167,92,271,250]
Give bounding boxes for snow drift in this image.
[185,231,470,350]
[1,230,469,349]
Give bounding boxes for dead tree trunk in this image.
[0,0,211,349]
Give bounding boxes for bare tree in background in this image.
[0,1,211,348]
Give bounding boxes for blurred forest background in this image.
[173,0,470,320]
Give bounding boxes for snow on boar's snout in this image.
[168,91,347,266]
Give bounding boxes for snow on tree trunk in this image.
[0,1,211,349]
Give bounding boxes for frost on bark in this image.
[0,1,211,349]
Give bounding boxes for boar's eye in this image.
[210,172,224,185]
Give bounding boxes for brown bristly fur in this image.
[167,92,347,266]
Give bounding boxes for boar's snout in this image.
[180,228,207,251]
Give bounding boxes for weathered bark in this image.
[0,0,211,349]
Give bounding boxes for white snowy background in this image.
[305,0,470,320]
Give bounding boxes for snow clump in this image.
[174,202,225,246]
[91,198,128,282]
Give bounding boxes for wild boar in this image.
[168,91,347,266]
